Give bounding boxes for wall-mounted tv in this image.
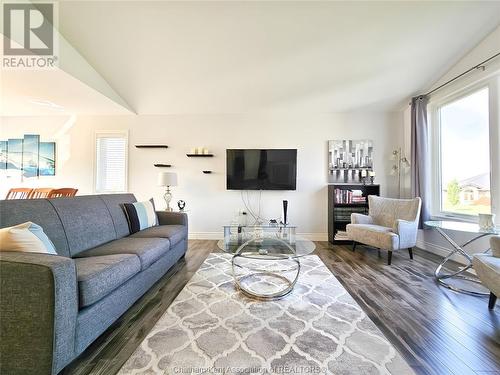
[226,149,297,190]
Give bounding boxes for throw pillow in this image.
[123,198,159,234]
[0,222,57,254]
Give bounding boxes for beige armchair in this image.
[473,236,500,309]
[346,196,422,265]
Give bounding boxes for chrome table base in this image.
[434,227,491,296]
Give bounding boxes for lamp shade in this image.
[157,172,178,187]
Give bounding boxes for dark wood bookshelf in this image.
[328,183,380,244]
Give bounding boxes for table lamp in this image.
[157,172,178,211]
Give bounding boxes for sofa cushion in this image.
[130,225,187,247]
[50,196,117,257]
[346,223,399,251]
[76,237,170,270]
[99,194,137,239]
[75,254,141,308]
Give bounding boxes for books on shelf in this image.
[334,188,366,204]
[334,230,349,241]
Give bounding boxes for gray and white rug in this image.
[119,253,414,374]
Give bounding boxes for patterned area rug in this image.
[119,253,414,374]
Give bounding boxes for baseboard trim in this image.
[416,240,468,265]
[189,232,328,241]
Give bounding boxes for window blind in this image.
[95,134,127,193]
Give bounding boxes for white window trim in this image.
[428,74,500,222]
[93,130,129,194]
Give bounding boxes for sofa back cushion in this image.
[0,199,70,256]
[50,195,117,257]
[99,194,136,238]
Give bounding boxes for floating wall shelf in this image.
[154,164,172,168]
[186,154,214,157]
[202,170,212,174]
[135,145,169,149]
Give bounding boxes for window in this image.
[435,87,491,217]
[95,131,128,193]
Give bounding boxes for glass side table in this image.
[424,220,499,295]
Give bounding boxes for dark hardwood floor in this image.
[62,240,500,375]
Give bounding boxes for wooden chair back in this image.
[48,188,78,198]
[5,188,33,200]
[29,188,54,199]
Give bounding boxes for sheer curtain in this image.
[410,95,430,227]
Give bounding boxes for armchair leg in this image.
[377,250,381,257]
[387,251,392,265]
[352,242,357,252]
[489,293,497,309]
[408,247,413,260]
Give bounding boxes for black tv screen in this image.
[226,149,297,190]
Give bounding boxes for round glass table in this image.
[424,220,499,295]
[217,234,315,300]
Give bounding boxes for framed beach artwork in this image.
[0,135,56,177]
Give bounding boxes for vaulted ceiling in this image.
[4,1,500,115]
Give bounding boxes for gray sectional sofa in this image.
[0,194,188,375]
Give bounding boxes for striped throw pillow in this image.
[123,198,159,234]
[0,222,57,254]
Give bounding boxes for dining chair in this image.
[5,188,34,200]
[29,188,54,199]
[48,188,78,198]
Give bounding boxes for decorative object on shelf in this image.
[328,140,373,183]
[479,213,496,231]
[369,171,376,184]
[0,134,56,177]
[154,164,172,168]
[189,147,210,155]
[135,145,168,148]
[202,170,212,174]
[390,147,410,198]
[158,172,178,211]
[177,200,186,211]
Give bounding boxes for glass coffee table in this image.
[218,228,315,300]
[425,220,499,295]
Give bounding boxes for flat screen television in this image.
[226,149,297,190]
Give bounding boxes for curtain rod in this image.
[420,51,500,98]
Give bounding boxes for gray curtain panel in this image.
[410,95,430,228]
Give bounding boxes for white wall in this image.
[1,112,403,239]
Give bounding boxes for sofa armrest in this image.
[351,213,374,225]
[0,252,78,375]
[394,219,418,249]
[156,211,188,226]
